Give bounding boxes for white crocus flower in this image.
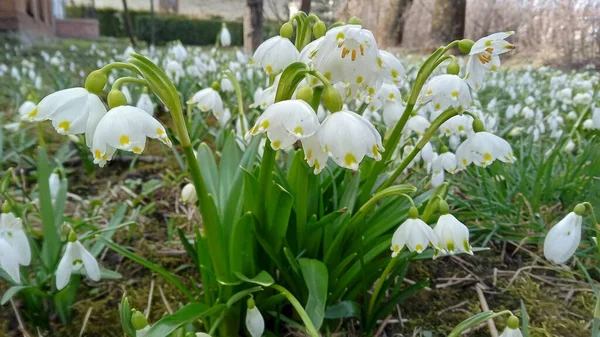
[190,88,224,119]
[455,121,515,170]
[250,36,299,75]
[311,25,384,98]
[391,207,439,256]
[379,50,405,86]
[24,88,107,147]
[91,106,172,167]
[317,110,383,171]
[56,236,101,290]
[245,299,264,337]
[434,209,472,256]
[544,209,583,264]
[180,183,197,204]
[421,75,471,113]
[220,25,232,47]
[136,92,155,116]
[247,100,320,150]
[301,135,329,174]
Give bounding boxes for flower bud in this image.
[84,70,107,94]
[296,85,313,103]
[245,298,264,337]
[472,118,485,133]
[2,201,11,213]
[108,89,128,109]
[131,310,149,330]
[68,230,77,243]
[447,61,460,75]
[438,199,449,215]
[322,86,343,113]
[210,81,220,91]
[347,16,363,26]
[458,39,475,54]
[507,315,519,329]
[313,20,326,39]
[408,206,419,219]
[574,203,586,216]
[181,183,198,204]
[280,22,294,39]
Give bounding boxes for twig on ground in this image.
[475,283,499,337]
[79,307,93,337]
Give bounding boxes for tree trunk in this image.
[122,0,137,47]
[300,0,311,14]
[430,0,466,45]
[244,0,264,53]
[393,0,413,45]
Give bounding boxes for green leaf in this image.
[227,286,263,307]
[1,286,32,305]
[145,303,225,337]
[275,62,310,102]
[38,147,61,271]
[178,227,199,267]
[234,270,274,287]
[266,183,293,252]
[242,167,259,216]
[299,259,328,330]
[218,131,242,214]
[120,295,136,337]
[54,276,80,324]
[91,204,128,257]
[520,299,529,337]
[52,178,68,228]
[197,143,219,198]
[324,301,360,319]
[229,213,257,278]
[447,311,496,337]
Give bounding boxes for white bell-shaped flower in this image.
[245,299,264,337]
[391,207,438,256]
[190,88,225,119]
[317,110,383,171]
[56,237,101,290]
[136,92,155,116]
[49,172,61,199]
[435,151,457,174]
[470,31,515,56]
[0,213,30,283]
[421,75,471,113]
[220,78,235,92]
[382,101,405,127]
[24,88,107,147]
[247,100,320,150]
[311,25,384,98]
[456,132,515,170]
[301,135,329,174]
[465,53,500,91]
[91,106,172,167]
[592,108,600,129]
[434,206,472,255]
[250,36,299,75]
[180,183,197,204]
[403,115,430,137]
[0,238,20,283]
[18,100,37,118]
[299,37,323,64]
[544,210,582,264]
[220,25,232,47]
[379,50,405,86]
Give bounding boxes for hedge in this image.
[66,6,279,46]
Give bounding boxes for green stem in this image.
[356,102,368,115]
[583,202,600,256]
[570,105,591,139]
[100,62,141,74]
[257,141,276,224]
[367,255,399,318]
[378,108,458,191]
[36,124,46,148]
[308,70,332,87]
[223,70,247,135]
[112,77,149,90]
[270,284,319,337]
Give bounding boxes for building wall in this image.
[71,0,291,21]
[0,0,54,36]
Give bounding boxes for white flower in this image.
[180,183,197,204]
[311,25,384,98]
[0,213,31,283]
[382,101,405,128]
[250,36,299,75]
[435,151,457,174]
[91,106,172,167]
[391,212,438,256]
[301,135,328,174]
[403,115,430,137]
[421,75,471,113]
[171,42,188,62]
[317,110,383,170]
[499,326,523,337]
[247,100,320,150]
[136,93,155,116]
[299,37,323,64]
[190,88,224,119]
[0,238,19,283]
[583,119,594,130]
[18,100,37,118]
[379,50,405,86]
[220,26,232,47]
[456,131,515,170]
[49,172,60,199]
[544,212,582,264]
[434,214,472,255]
[420,142,435,163]
[573,92,592,106]
[557,88,572,105]
[250,86,276,110]
[465,31,514,90]
[220,78,234,92]
[166,60,184,84]
[470,31,515,56]
[593,108,600,129]
[245,305,264,337]
[56,239,101,290]
[24,88,107,147]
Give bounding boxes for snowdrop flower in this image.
[245,298,264,337]
[391,207,439,256]
[299,37,323,64]
[189,88,224,119]
[220,24,231,47]
[220,77,234,92]
[470,31,515,56]
[433,201,472,256]
[593,108,600,129]
[311,25,384,98]
[18,100,37,118]
[300,135,329,174]
[456,119,515,170]
[583,119,594,130]
[166,60,184,84]
[56,232,101,290]
[420,142,435,163]
[180,183,197,204]
[564,139,576,153]
[543,206,583,264]
[171,42,188,62]
[136,92,155,116]
[379,50,405,86]
[436,150,457,174]
[250,36,299,75]
[247,100,319,150]
[24,88,107,147]
[573,92,592,106]
[382,101,405,127]
[421,75,471,113]
[439,115,470,136]
[0,213,31,283]
[566,111,578,120]
[91,106,171,167]
[49,172,60,199]
[499,316,523,337]
[317,110,383,170]
[403,114,430,136]
[557,88,572,105]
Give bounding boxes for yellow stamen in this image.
[356,76,363,84]
[483,152,492,162]
[272,140,281,149]
[133,146,143,154]
[28,107,38,118]
[120,135,130,146]
[293,126,303,135]
[58,121,70,132]
[359,44,364,56]
[351,49,357,61]
[344,153,357,167]
[265,65,273,74]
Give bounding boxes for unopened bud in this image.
[458,39,475,54]
[472,118,485,133]
[408,206,419,219]
[322,86,343,113]
[84,70,107,94]
[131,310,148,330]
[313,21,326,39]
[438,199,449,215]
[296,86,313,103]
[574,203,586,216]
[507,315,519,330]
[447,61,460,75]
[68,230,78,243]
[280,22,294,39]
[107,89,128,109]
[181,183,198,204]
[347,16,363,26]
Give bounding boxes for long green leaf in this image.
[91,204,128,257]
[1,286,32,305]
[324,301,360,319]
[38,147,61,270]
[145,303,225,337]
[299,259,328,330]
